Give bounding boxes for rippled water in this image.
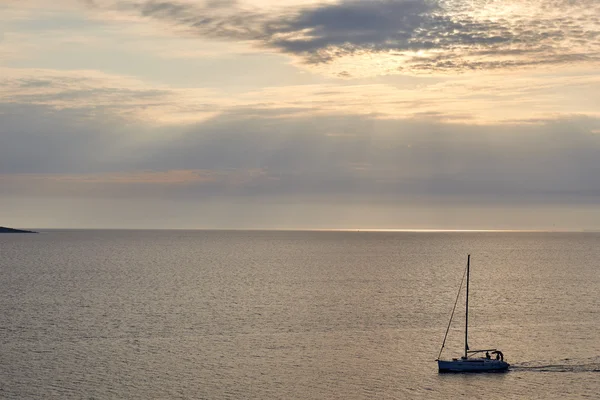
[1,230,599,399]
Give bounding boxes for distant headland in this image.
[0,226,38,233]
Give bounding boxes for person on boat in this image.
[485,351,490,359]
[495,353,500,360]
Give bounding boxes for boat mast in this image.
[464,254,470,359]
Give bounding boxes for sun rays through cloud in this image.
[1,0,600,228]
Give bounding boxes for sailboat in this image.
[436,255,510,372]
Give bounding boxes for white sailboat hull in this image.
[438,359,509,373]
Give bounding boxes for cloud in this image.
[2,66,599,226]
[0,68,224,125]
[3,97,600,207]
[2,66,600,132]
[142,111,600,202]
[1,67,599,195]
[0,170,221,184]
[94,0,600,75]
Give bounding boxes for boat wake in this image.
[511,357,600,373]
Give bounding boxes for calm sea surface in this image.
[1,230,599,399]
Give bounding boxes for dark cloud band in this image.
[110,0,600,74]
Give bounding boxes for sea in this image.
[1,230,599,399]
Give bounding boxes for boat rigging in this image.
[436,255,510,373]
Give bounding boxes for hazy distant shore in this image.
[0,226,38,233]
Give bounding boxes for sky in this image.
[1,0,599,230]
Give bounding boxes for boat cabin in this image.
[461,349,505,361]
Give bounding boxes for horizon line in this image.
[22,227,600,233]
